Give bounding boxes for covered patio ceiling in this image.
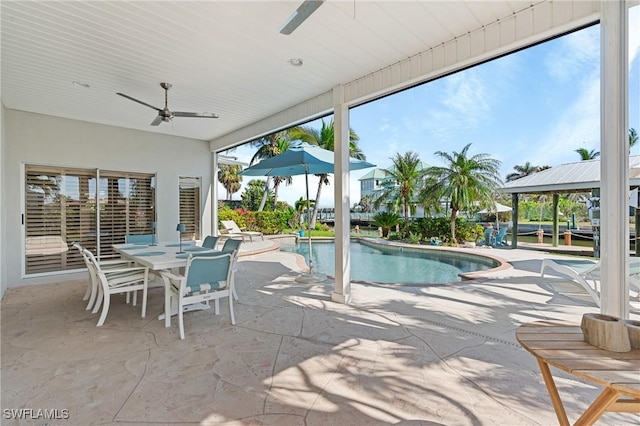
[1,1,603,147]
[2,1,635,317]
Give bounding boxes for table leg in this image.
[536,358,570,426]
[574,387,620,426]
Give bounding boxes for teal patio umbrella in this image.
[240,144,375,283]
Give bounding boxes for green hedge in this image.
[218,206,293,235]
[406,216,484,243]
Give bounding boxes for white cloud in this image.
[441,71,490,125]
[545,25,599,82]
[531,76,600,166]
[630,5,640,66]
[219,14,639,208]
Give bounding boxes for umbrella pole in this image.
[295,169,325,284]
[305,170,314,274]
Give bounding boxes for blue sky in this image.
[223,7,640,208]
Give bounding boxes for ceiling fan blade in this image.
[279,0,325,35]
[150,115,164,126]
[116,93,162,112]
[173,111,219,118]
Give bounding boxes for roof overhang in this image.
[502,156,640,194]
[0,0,614,154]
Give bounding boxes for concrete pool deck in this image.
[2,240,639,425]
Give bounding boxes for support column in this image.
[511,193,519,248]
[212,152,220,237]
[600,0,629,318]
[331,85,351,304]
[552,193,559,247]
[633,196,640,257]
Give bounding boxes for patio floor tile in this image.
[2,244,638,425]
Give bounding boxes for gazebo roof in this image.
[502,155,640,194]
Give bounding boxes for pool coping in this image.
[275,235,512,286]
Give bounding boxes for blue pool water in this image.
[279,240,498,285]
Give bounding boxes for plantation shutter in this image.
[24,165,155,274]
[99,171,156,259]
[179,177,200,241]
[25,166,96,274]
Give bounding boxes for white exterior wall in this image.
[2,109,212,288]
[1,103,6,298]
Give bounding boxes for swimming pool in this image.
[279,240,499,285]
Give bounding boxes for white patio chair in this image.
[201,235,220,249]
[220,220,263,242]
[159,252,236,339]
[540,257,640,308]
[83,248,149,326]
[220,238,242,301]
[72,242,132,311]
[189,238,242,301]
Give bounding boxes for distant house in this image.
[359,168,391,199]
[358,163,432,217]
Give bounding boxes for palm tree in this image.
[373,152,426,225]
[241,179,273,211]
[217,164,243,200]
[575,147,600,161]
[249,131,292,211]
[271,139,294,208]
[573,129,636,159]
[289,119,365,228]
[272,175,293,208]
[355,194,374,213]
[506,162,546,182]
[294,196,314,214]
[372,211,400,238]
[422,143,502,242]
[630,128,638,152]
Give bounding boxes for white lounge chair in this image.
[220,220,263,242]
[540,257,640,307]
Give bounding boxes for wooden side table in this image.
[516,320,640,426]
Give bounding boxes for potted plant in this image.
[372,212,400,238]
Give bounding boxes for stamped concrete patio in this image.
[2,240,639,425]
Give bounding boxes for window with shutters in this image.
[179,176,201,241]
[99,170,156,260]
[24,165,155,274]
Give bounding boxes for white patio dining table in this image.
[113,241,219,325]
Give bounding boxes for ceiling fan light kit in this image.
[117,82,218,126]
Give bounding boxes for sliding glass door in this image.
[24,165,156,274]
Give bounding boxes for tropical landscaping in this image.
[218,123,638,246]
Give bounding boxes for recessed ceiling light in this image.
[72,81,90,88]
[288,58,304,67]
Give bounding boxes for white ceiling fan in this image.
[117,82,218,126]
